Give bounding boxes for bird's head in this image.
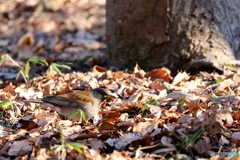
[91,87,116,101]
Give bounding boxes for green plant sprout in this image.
[16,56,48,82]
[178,129,204,151]
[0,99,14,128]
[51,132,86,160]
[147,99,158,105]
[0,54,72,83]
[48,62,72,76]
[210,89,219,102]
[0,99,13,110]
[68,109,87,121]
[140,99,158,115]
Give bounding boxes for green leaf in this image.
[50,63,62,75]
[80,110,87,121]
[224,64,235,69]
[49,62,72,76]
[51,145,61,150]
[23,61,30,79]
[67,142,85,153]
[178,99,185,106]
[0,99,13,109]
[147,99,157,105]
[17,57,48,82]
[210,93,218,101]
[141,105,149,111]
[187,129,204,144]
[0,54,7,66]
[27,57,48,66]
[68,109,87,121]
[208,80,217,85]
[215,78,225,82]
[179,129,204,149]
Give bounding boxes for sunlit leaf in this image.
[27,57,48,66]
[215,78,225,82]
[141,105,149,111]
[0,54,8,66]
[67,142,85,153]
[178,99,185,106]
[48,62,72,76]
[16,56,48,82]
[68,109,86,121]
[0,99,13,109]
[210,93,218,101]
[147,99,157,105]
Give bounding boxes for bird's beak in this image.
[105,95,116,99]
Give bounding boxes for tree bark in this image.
[106,0,240,73]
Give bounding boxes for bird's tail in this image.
[23,99,43,103]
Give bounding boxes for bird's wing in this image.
[41,94,79,108]
[55,91,94,106]
[23,99,43,103]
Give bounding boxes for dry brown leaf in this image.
[162,110,181,121]
[125,88,135,95]
[35,148,50,160]
[193,137,211,155]
[133,122,158,133]
[55,86,72,94]
[167,91,187,99]
[217,79,235,90]
[145,67,172,82]
[18,33,34,46]
[103,111,121,123]
[17,33,34,59]
[134,63,146,78]
[232,111,240,120]
[232,73,240,83]
[106,133,144,150]
[93,65,107,73]
[4,84,14,93]
[8,140,34,156]
[149,79,166,90]
[61,125,81,136]
[113,72,123,79]
[161,136,173,146]
[231,132,240,147]
[98,121,115,131]
[18,120,39,131]
[185,99,201,115]
[172,71,189,85]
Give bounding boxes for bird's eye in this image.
[101,90,106,95]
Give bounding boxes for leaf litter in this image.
[0,64,240,159]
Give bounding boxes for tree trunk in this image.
[106,0,240,73]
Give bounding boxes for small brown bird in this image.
[24,87,115,122]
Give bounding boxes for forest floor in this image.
[0,0,239,160]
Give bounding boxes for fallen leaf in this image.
[4,84,14,92]
[149,79,166,90]
[93,65,107,73]
[172,72,189,85]
[17,33,34,59]
[8,140,34,156]
[145,67,172,82]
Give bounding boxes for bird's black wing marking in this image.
[42,96,82,108]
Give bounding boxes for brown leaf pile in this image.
[0,65,240,159]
